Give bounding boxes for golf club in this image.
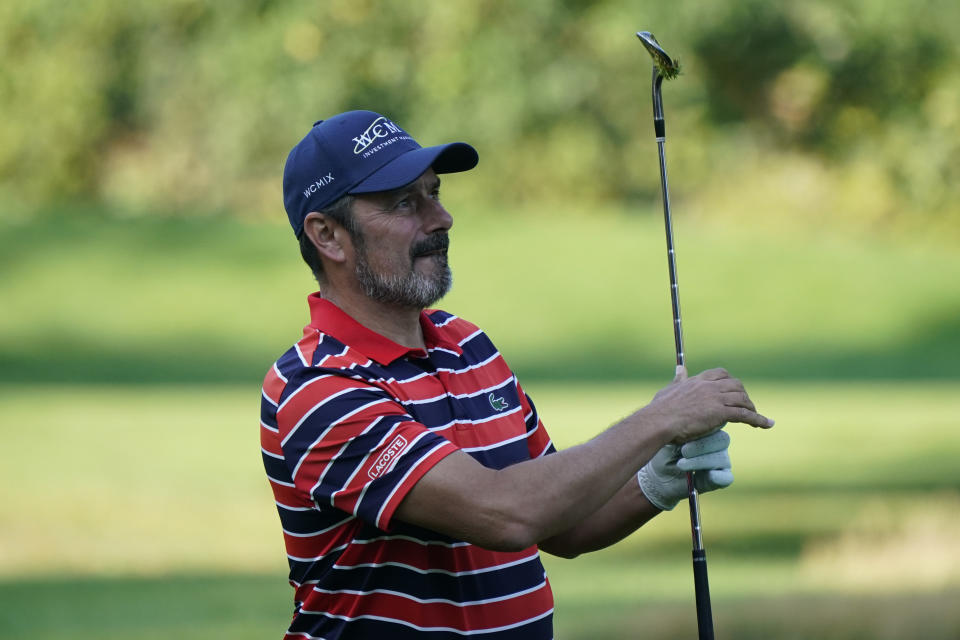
[637,30,715,640]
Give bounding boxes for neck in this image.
[322,288,426,350]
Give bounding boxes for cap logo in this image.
[302,172,335,198]
[352,116,403,155]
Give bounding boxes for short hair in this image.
[298,194,358,286]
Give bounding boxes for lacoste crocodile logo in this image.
[488,393,509,412]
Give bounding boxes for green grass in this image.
[1,381,958,638]
[2,212,959,384]
[2,212,958,637]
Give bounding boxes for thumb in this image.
[674,365,688,382]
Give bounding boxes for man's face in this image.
[348,169,453,309]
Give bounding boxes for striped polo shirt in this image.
[260,294,557,639]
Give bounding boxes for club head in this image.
[637,31,681,80]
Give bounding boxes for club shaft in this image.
[652,67,715,640]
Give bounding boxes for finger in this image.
[725,406,775,428]
[698,468,734,490]
[699,367,730,381]
[721,390,756,413]
[678,450,730,472]
[679,430,730,457]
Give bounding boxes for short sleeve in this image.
[276,371,459,530]
[516,381,555,459]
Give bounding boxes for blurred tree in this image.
[0,0,957,236]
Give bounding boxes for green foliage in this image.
[1,1,958,235]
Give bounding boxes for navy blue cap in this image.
[283,110,479,236]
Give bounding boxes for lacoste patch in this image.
[367,435,409,480]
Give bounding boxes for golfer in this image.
[261,110,773,639]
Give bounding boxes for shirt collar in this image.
[306,293,463,365]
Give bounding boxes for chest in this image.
[382,352,530,469]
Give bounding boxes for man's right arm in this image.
[394,367,774,552]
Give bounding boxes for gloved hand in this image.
[637,429,733,511]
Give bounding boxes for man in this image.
[261,110,773,639]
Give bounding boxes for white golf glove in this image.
[637,429,733,511]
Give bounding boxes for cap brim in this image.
[349,142,478,195]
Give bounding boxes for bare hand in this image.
[647,366,774,443]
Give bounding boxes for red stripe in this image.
[338,539,537,575]
[277,376,383,440]
[297,328,321,366]
[270,482,315,509]
[263,367,287,404]
[282,520,360,559]
[261,424,285,457]
[304,579,553,631]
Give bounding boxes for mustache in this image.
[411,233,450,258]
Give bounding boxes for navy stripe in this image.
[263,450,291,483]
[325,555,547,602]
[465,439,531,470]
[260,402,278,429]
[287,546,342,589]
[278,504,353,537]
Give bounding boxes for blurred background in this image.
[1,1,958,638]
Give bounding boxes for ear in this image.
[303,212,349,264]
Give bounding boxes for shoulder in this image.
[423,309,491,347]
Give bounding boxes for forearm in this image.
[396,405,673,551]
[537,477,662,558]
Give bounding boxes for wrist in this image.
[634,403,679,449]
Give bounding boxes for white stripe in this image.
[270,476,295,488]
[427,346,459,356]
[260,419,279,434]
[294,341,310,367]
[261,447,283,459]
[435,350,500,374]
[333,549,540,577]
[353,534,471,549]
[275,500,312,512]
[272,362,288,383]
[457,328,483,346]
[286,541,350,563]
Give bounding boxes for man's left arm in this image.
[537,430,734,558]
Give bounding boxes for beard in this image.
[353,231,452,309]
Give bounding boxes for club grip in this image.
[692,549,715,639]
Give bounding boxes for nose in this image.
[423,198,453,233]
